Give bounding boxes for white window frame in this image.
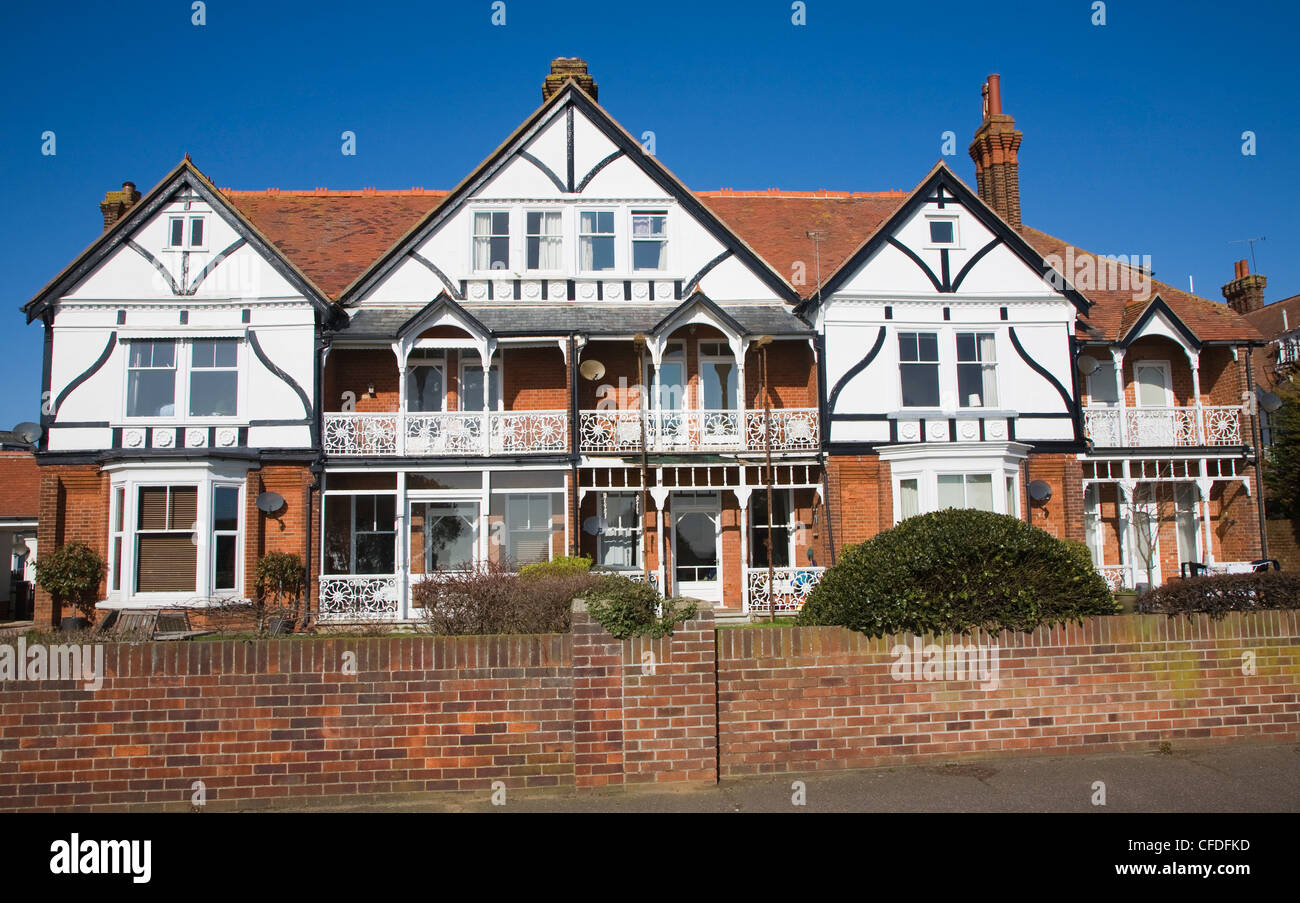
[524,209,564,273]
[898,330,942,409]
[471,209,512,273]
[121,337,244,424]
[405,350,447,413]
[885,450,1024,524]
[1133,360,1174,408]
[105,466,246,606]
[749,488,798,568]
[578,208,617,273]
[1086,364,1120,407]
[209,484,242,595]
[596,491,642,571]
[630,209,668,272]
[125,339,179,419]
[504,493,555,566]
[458,353,503,412]
[166,214,208,250]
[955,331,999,409]
[698,340,739,412]
[924,215,961,249]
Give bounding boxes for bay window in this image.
[108,470,245,601]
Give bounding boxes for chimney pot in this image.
[968,75,1023,228]
[1222,259,1266,314]
[542,57,598,102]
[986,74,1002,117]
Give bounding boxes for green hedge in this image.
[796,508,1116,636]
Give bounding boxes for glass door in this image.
[672,492,721,602]
[408,499,481,616]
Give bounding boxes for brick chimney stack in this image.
[1222,258,1267,314]
[542,57,598,102]
[968,74,1024,228]
[99,181,141,232]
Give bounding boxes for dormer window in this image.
[168,215,207,250]
[579,211,615,271]
[473,211,510,271]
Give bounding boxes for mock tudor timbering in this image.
[21,62,1268,626]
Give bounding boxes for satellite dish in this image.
[256,492,285,514]
[12,422,42,444]
[1027,480,1052,504]
[1075,354,1100,376]
[579,359,606,381]
[582,515,604,536]
[1260,391,1283,414]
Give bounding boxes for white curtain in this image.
[979,333,998,407]
[539,212,562,269]
[473,212,492,270]
[579,212,597,271]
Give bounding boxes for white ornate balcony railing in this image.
[322,411,569,456]
[746,567,825,613]
[579,408,819,454]
[1083,406,1242,448]
[491,411,568,454]
[1096,565,1133,592]
[317,574,400,622]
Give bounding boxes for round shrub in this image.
[584,574,698,639]
[796,508,1116,636]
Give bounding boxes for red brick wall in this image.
[1024,452,1085,543]
[0,452,39,518]
[717,611,1300,777]
[501,345,568,412]
[34,464,110,626]
[0,603,718,810]
[244,464,319,607]
[3,608,1295,810]
[324,348,399,413]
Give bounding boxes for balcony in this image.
[745,566,825,613]
[578,408,819,454]
[1083,405,1243,449]
[322,410,569,457]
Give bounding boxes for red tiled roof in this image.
[695,190,907,294]
[223,190,447,299]
[1017,226,1264,344]
[217,186,1262,348]
[1243,293,1300,341]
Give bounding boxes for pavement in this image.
[268,742,1300,813]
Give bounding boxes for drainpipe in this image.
[303,459,322,629]
[1245,345,1269,559]
[569,332,580,557]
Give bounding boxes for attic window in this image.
[928,219,956,245]
[168,216,207,249]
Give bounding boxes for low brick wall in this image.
[718,611,1300,777]
[1,607,1297,810]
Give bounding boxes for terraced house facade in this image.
[24,61,1269,626]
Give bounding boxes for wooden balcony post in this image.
[1110,348,1127,446]
[1189,349,1205,444]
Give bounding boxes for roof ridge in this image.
[695,188,907,198]
[220,188,449,196]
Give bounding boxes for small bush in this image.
[518,555,593,579]
[254,552,305,631]
[584,574,698,639]
[1138,571,1300,618]
[34,542,105,624]
[796,508,1116,637]
[411,560,604,635]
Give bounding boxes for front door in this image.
[407,499,480,616]
[672,492,721,602]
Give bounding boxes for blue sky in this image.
[1,0,1297,429]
